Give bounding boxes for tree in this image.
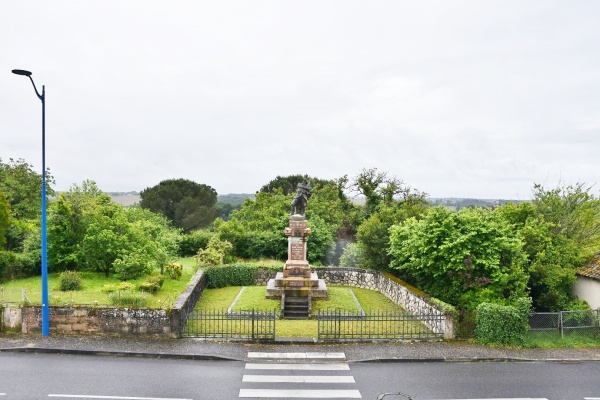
[48,180,113,271]
[496,199,593,311]
[0,158,55,251]
[532,182,600,249]
[389,206,528,310]
[0,193,10,249]
[140,178,217,232]
[259,175,331,195]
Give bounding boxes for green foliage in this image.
[165,262,183,280]
[390,206,528,310]
[532,182,600,248]
[339,243,364,268]
[113,252,153,281]
[137,274,165,293]
[357,200,428,271]
[260,175,331,196]
[0,192,10,249]
[0,158,55,252]
[108,291,147,308]
[179,229,213,256]
[58,270,83,291]
[140,178,217,232]
[102,281,137,293]
[205,263,258,288]
[195,236,234,267]
[475,298,531,345]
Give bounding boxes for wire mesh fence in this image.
[528,310,599,341]
[0,287,172,309]
[182,308,277,340]
[317,309,445,341]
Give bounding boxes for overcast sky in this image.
[2,1,600,199]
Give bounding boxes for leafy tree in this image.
[0,193,10,249]
[532,182,600,249]
[140,178,217,232]
[48,180,113,271]
[0,158,55,251]
[496,200,592,311]
[389,206,528,310]
[259,175,331,195]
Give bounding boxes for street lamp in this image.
[12,69,49,336]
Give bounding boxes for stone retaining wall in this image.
[7,268,208,337]
[300,267,456,339]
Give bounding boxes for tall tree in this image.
[0,158,55,251]
[140,178,217,232]
[0,193,10,249]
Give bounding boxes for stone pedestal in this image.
[265,215,327,300]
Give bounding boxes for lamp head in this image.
[12,69,32,76]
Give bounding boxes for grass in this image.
[525,330,600,348]
[0,257,198,308]
[193,285,411,338]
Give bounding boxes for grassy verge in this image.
[525,330,600,348]
[0,257,198,308]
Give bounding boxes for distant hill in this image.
[428,198,525,210]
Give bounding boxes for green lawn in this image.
[0,257,198,308]
[193,285,409,338]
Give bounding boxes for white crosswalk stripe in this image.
[240,352,361,399]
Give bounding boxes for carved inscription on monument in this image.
[290,242,304,260]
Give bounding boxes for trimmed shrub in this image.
[165,262,183,280]
[475,298,531,346]
[137,274,165,293]
[205,263,258,288]
[58,270,83,291]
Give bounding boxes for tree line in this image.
[1,158,598,313]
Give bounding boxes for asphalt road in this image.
[1,352,599,400]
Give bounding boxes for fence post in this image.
[252,309,255,340]
[560,311,564,339]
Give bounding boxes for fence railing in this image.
[0,287,172,309]
[317,309,444,341]
[529,310,600,340]
[182,309,277,340]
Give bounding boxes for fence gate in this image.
[182,309,276,340]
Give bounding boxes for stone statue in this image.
[290,179,312,216]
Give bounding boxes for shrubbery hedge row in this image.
[475,298,531,345]
[205,262,281,288]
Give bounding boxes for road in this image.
[0,352,598,400]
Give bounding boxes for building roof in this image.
[578,254,600,280]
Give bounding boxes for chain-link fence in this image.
[528,310,600,341]
[0,287,173,309]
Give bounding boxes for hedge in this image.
[475,298,531,345]
[204,262,281,288]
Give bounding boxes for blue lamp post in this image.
[12,69,49,336]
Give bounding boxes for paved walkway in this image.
[1,334,599,362]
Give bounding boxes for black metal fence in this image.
[182,309,277,340]
[317,309,444,341]
[529,310,600,340]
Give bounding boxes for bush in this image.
[205,263,258,288]
[108,291,147,308]
[137,274,165,293]
[475,298,531,346]
[102,282,137,293]
[113,252,153,281]
[179,230,213,256]
[339,243,364,268]
[165,262,183,280]
[195,236,234,267]
[58,270,83,291]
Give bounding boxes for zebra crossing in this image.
[239,352,362,398]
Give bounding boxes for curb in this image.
[0,347,240,361]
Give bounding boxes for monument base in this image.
[266,272,328,299]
